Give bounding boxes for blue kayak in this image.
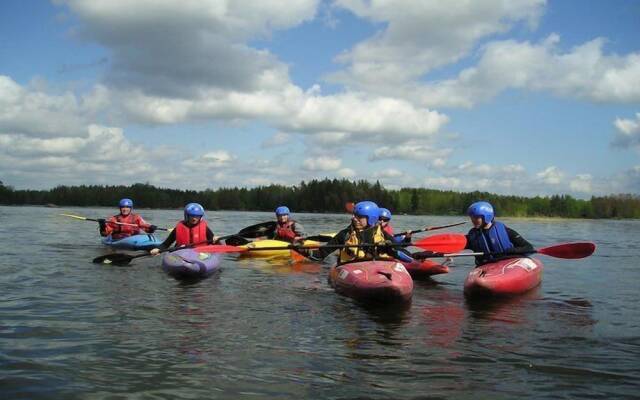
[162,248,222,280]
[101,234,163,251]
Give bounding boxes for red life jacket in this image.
[108,213,146,239]
[382,224,394,236]
[275,220,297,242]
[175,220,209,246]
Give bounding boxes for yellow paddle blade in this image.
[59,213,88,220]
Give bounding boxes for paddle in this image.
[424,242,596,260]
[237,221,277,238]
[92,243,244,266]
[393,221,466,238]
[247,233,467,253]
[60,213,171,232]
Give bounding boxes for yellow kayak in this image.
[239,233,335,258]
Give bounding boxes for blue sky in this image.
[1,0,639,198]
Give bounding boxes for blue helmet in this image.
[467,201,494,224]
[379,208,391,221]
[275,206,290,216]
[119,198,133,208]
[184,203,205,221]
[353,201,380,227]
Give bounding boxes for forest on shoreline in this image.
[1,179,639,219]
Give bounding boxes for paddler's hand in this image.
[149,248,161,256]
[147,225,157,234]
[211,235,220,243]
[97,218,107,232]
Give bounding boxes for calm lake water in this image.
[1,206,639,399]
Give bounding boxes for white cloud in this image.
[0,75,108,138]
[612,112,640,148]
[337,167,356,178]
[373,169,403,179]
[569,174,593,193]
[58,0,319,97]
[302,156,342,171]
[261,132,292,148]
[330,0,544,94]
[183,150,236,169]
[418,36,640,108]
[369,143,452,167]
[536,166,564,185]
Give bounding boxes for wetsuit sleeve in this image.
[157,229,176,250]
[505,227,534,254]
[206,227,214,242]
[311,228,348,260]
[293,222,305,237]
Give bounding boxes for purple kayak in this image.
[161,248,222,280]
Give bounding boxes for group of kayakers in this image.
[99,197,534,266]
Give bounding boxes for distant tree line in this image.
[1,179,639,218]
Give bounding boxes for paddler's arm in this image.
[292,222,306,241]
[299,229,347,261]
[151,230,176,254]
[504,227,534,254]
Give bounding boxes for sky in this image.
[1,0,639,198]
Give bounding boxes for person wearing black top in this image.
[465,201,534,266]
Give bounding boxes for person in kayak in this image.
[149,203,217,255]
[378,207,415,263]
[465,201,534,266]
[302,201,400,264]
[98,198,157,240]
[272,206,306,243]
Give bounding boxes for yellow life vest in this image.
[339,225,391,264]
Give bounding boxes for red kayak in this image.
[328,260,414,303]
[464,257,543,297]
[402,259,449,279]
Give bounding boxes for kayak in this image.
[464,257,543,297]
[328,260,414,303]
[240,239,323,258]
[162,248,222,280]
[101,234,163,250]
[402,258,449,279]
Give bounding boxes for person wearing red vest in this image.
[272,206,305,243]
[149,203,217,255]
[98,198,157,240]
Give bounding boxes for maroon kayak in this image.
[328,260,414,303]
[402,259,449,279]
[464,257,544,297]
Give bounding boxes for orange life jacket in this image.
[175,220,209,246]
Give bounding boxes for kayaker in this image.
[379,207,415,262]
[465,201,534,266]
[272,206,306,243]
[149,203,217,255]
[98,198,157,240]
[302,201,400,264]
[379,208,412,242]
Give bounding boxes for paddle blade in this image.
[92,253,134,265]
[304,234,334,243]
[537,242,596,259]
[194,245,246,253]
[345,202,355,213]
[237,221,277,238]
[414,233,467,253]
[224,235,250,246]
